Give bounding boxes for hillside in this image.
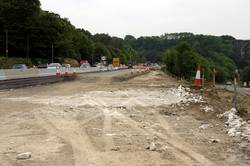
[1,0,250,82]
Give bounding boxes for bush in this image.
[241,65,250,83]
[214,66,228,83]
[64,58,80,67]
[237,107,248,116]
[0,56,32,69]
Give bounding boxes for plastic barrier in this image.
[0,70,6,80]
[0,67,109,80]
[3,69,39,80]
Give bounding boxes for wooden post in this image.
[213,68,216,87]
[202,68,205,89]
[232,77,237,109]
[232,70,239,109]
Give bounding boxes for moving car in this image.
[47,63,61,69]
[62,64,71,68]
[226,81,232,86]
[37,64,48,69]
[12,64,28,70]
[80,63,91,68]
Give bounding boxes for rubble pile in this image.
[218,108,250,142]
[7,85,204,109]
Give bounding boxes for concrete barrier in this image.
[38,68,57,76]
[4,69,39,79]
[0,70,6,80]
[0,66,127,80]
[0,67,104,80]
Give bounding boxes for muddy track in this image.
[0,71,248,166]
[32,102,214,166]
[113,108,214,165]
[36,106,103,166]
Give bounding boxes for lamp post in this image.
[26,35,30,61]
[5,30,8,57]
[51,43,54,63]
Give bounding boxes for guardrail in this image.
[0,66,153,90]
[0,65,155,81]
[0,67,108,80]
[0,75,77,90]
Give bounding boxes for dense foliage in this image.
[125,33,248,83]
[162,43,237,83]
[241,66,250,85]
[126,33,234,62]
[0,0,139,65]
[0,56,32,69]
[0,0,249,83]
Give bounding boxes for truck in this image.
[112,58,120,67]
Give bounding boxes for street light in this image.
[5,30,8,57]
[26,35,30,61]
[51,43,54,63]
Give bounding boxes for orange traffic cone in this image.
[194,65,201,87]
[65,68,68,76]
[56,69,61,77]
[73,69,77,77]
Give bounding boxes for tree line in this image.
[125,33,250,83]
[0,0,140,66]
[0,0,249,84]
[161,42,237,83]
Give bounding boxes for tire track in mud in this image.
[154,113,215,166]
[102,109,116,152]
[112,107,215,166]
[35,106,106,166]
[28,83,214,166]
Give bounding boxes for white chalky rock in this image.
[147,142,156,151]
[16,152,31,160]
[219,108,250,141]
[199,124,211,130]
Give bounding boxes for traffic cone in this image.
[194,64,201,87]
[64,69,68,76]
[73,68,77,77]
[56,69,61,77]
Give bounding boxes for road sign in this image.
[101,56,107,61]
[113,58,120,67]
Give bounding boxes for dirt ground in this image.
[0,70,249,166]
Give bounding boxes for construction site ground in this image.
[0,70,249,166]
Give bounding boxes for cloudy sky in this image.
[40,0,250,39]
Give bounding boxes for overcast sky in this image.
[40,0,250,39]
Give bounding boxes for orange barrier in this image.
[56,69,61,77]
[194,64,201,87]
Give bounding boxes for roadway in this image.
[0,66,120,80]
[0,71,248,166]
[217,85,250,95]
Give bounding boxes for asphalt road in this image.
[217,85,250,95]
[78,68,133,77]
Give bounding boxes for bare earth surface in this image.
[0,70,249,166]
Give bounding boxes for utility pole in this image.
[26,35,30,61]
[51,43,54,63]
[202,68,205,89]
[213,68,216,87]
[237,70,241,87]
[5,30,8,57]
[92,54,94,66]
[232,70,239,109]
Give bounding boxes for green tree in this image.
[93,43,111,62]
[242,66,250,83]
[0,0,41,57]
